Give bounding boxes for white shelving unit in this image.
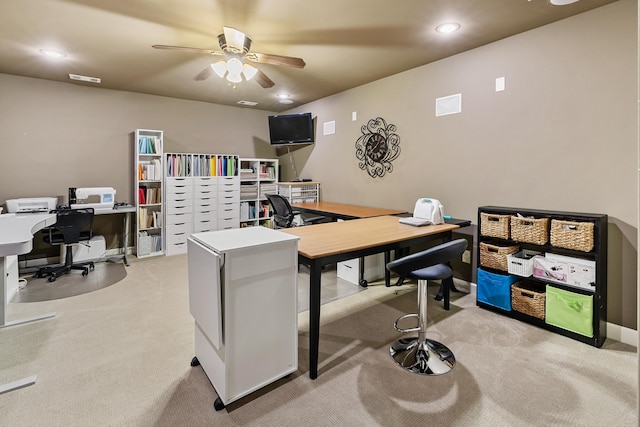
[164,153,239,256]
[135,129,164,258]
[239,158,279,228]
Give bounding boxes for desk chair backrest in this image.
[46,208,95,245]
[265,194,296,228]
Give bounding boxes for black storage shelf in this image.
[477,206,607,348]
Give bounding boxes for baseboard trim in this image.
[467,282,637,348]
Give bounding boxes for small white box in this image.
[61,235,106,262]
[532,255,568,284]
[337,254,385,285]
[545,253,596,291]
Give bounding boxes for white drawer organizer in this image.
[164,153,239,256]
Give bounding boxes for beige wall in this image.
[280,0,638,329]
[0,0,636,329]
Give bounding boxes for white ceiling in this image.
[0,0,619,112]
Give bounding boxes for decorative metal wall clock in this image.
[355,117,400,178]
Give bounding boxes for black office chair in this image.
[36,208,96,282]
[385,238,467,375]
[265,194,326,228]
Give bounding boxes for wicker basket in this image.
[480,242,519,271]
[480,213,510,239]
[511,282,546,320]
[550,219,594,252]
[510,216,549,245]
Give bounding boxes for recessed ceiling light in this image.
[550,0,579,5]
[435,22,461,34]
[237,100,258,106]
[40,49,67,58]
[279,99,294,104]
[69,74,101,84]
[277,93,290,99]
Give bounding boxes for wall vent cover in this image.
[435,93,461,117]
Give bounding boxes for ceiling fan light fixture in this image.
[436,22,461,34]
[211,61,227,78]
[242,63,258,80]
[226,57,243,75]
[227,72,242,83]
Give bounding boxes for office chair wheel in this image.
[359,279,368,288]
[214,397,225,411]
[48,275,57,282]
[190,357,200,367]
[82,269,89,276]
[89,262,95,271]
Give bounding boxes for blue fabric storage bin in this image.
[477,268,519,311]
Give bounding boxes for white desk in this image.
[0,212,57,395]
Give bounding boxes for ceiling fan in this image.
[152,27,305,88]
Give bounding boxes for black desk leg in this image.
[358,257,367,287]
[384,251,391,286]
[308,259,322,380]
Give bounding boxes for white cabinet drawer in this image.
[165,238,188,256]
[218,191,240,204]
[194,201,216,213]
[166,212,193,226]
[194,211,217,222]
[193,220,216,233]
[193,192,218,204]
[194,176,216,186]
[166,177,192,187]
[166,198,192,209]
[166,188,194,199]
[166,221,191,236]
[218,178,240,192]
[195,189,217,200]
[217,218,239,229]
[166,204,193,215]
[195,182,217,193]
[217,205,239,218]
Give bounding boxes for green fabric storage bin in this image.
[545,285,593,337]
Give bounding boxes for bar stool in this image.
[385,239,467,375]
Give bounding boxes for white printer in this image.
[6,197,58,213]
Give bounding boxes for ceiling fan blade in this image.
[247,52,306,69]
[194,65,213,81]
[254,69,275,88]
[223,27,247,52]
[152,44,224,56]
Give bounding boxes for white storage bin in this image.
[507,249,542,277]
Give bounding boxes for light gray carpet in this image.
[12,262,127,303]
[0,254,636,426]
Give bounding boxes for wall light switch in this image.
[352,111,357,121]
[496,76,505,92]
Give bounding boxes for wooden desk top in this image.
[291,201,406,218]
[280,215,459,259]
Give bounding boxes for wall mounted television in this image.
[268,112,315,145]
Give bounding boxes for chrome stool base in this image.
[389,337,455,375]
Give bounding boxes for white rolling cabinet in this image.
[187,227,299,411]
[165,177,194,256]
[193,177,218,233]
